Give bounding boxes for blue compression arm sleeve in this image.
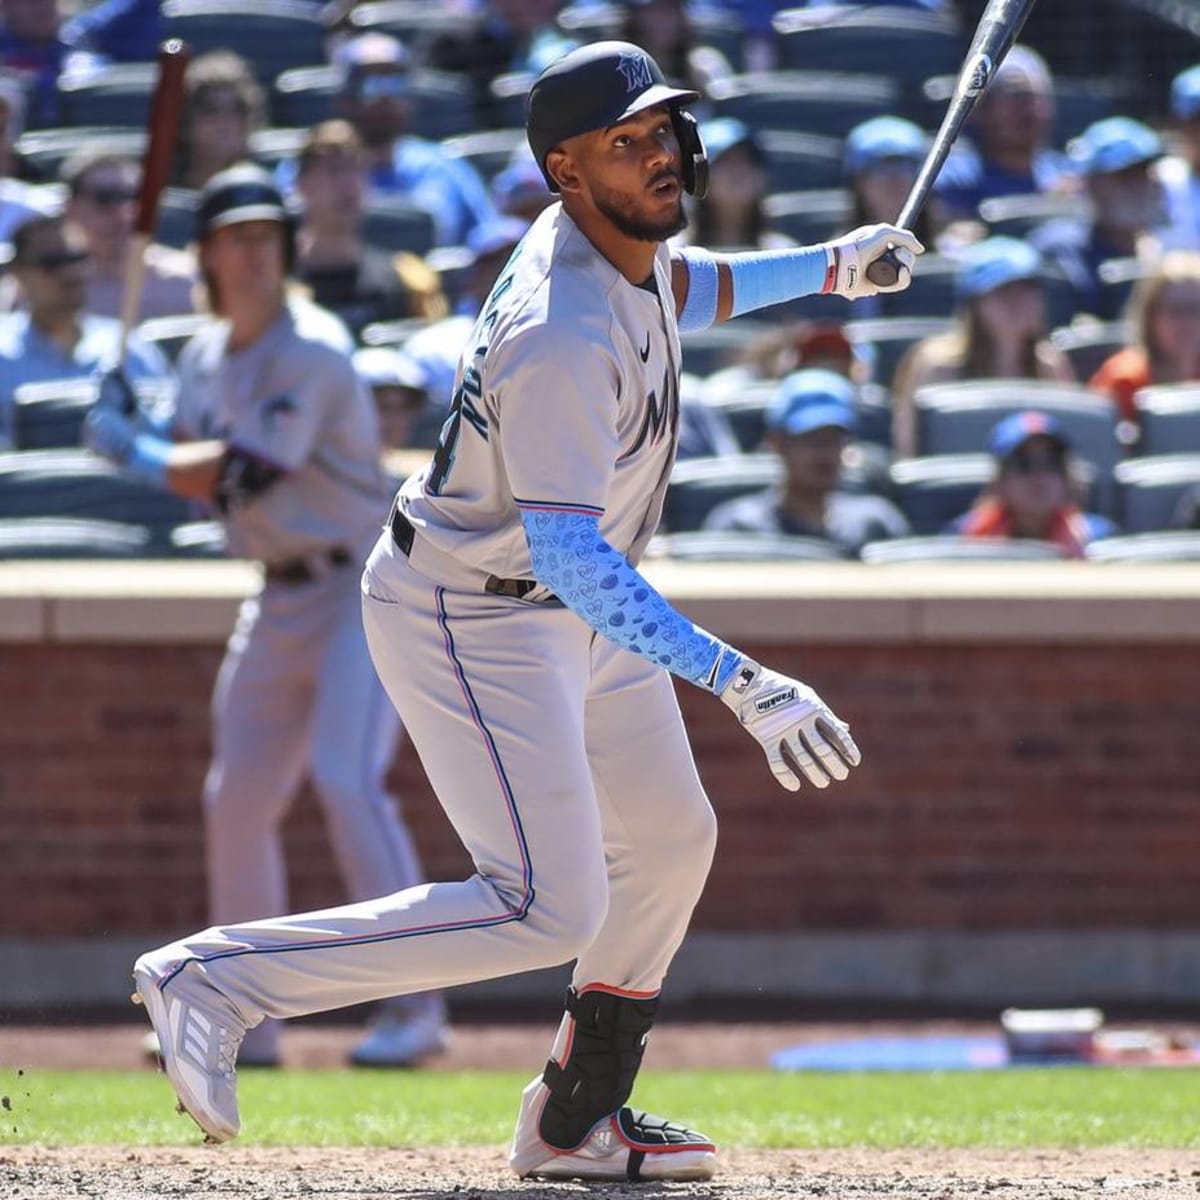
[727,245,833,319]
[676,247,719,332]
[520,508,744,693]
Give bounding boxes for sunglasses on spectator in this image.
[79,185,138,207]
[1003,446,1066,476]
[18,248,89,271]
[353,74,408,102]
[194,93,249,117]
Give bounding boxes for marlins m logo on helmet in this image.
[616,50,653,93]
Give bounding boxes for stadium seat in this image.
[249,127,308,169]
[440,128,529,183]
[161,0,327,85]
[1132,386,1200,457]
[556,2,747,69]
[1049,321,1131,384]
[888,453,992,534]
[1096,256,1147,318]
[651,530,848,561]
[853,381,893,449]
[1113,454,1200,532]
[0,516,151,559]
[663,454,780,532]
[773,6,964,102]
[708,71,898,140]
[15,127,144,179]
[844,316,955,390]
[361,198,436,257]
[978,193,1083,239]
[358,317,435,348]
[0,450,192,540]
[763,187,851,246]
[272,65,339,129]
[155,188,199,250]
[136,313,209,362]
[679,320,770,379]
[910,380,1122,513]
[13,379,96,450]
[347,0,468,41]
[55,63,158,128]
[702,382,776,453]
[757,130,845,193]
[1085,531,1200,562]
[860,535,1066,563]
[169,520,227,558]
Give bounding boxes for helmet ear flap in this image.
[672,107,708,199]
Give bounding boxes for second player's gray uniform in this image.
[144,207,714,1085]
[168,297,437,1051]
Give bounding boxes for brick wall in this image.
[4,638,1198,940]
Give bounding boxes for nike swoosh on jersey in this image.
[639,332,651,363]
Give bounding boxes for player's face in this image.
[202,220,287,309]
[577,105,687,243]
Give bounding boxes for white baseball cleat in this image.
[509,1076,717,1181]
[349,1010,450,1068]
[131,947,247,1143]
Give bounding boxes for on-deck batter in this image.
[126,44,921,1180]
[84,164,448,1068]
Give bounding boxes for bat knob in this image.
[866,248,902,289]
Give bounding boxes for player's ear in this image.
[547,147,581,195]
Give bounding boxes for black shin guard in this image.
[537,986,658,1151]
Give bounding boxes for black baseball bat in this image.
[865,0,1040,287]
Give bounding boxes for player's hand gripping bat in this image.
[866,0,1040,287]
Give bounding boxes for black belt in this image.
[264,546,352,586]
[390,507,552,601]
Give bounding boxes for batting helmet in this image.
[195,163,296,267]
[525,41,708,199]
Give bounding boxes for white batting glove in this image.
[823,223,924,300]
[719,659,861,792]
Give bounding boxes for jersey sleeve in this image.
[493,324,621,518]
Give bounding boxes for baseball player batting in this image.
[128,43,919,1179]
[85,164,447,1068]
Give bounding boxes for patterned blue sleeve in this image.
[520,507,744,693]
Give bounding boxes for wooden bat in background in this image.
[866,0,1039,287]
[118,38,191,360]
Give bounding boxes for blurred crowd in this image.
[0,0,1198,564]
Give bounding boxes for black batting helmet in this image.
[525,41,708,198]
[195,162,296,268]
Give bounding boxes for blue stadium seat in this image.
[136,313,209,362]
[15,127,145,179]
[1049,321,1131,384]
[678,320,770,379]
[0,450,192,542]
[440,128,529,183]
[663,453,780,532]
[708,71,898,139]
[361,198,436,256]
[170,520,227,558]
[556,2,747,69]
[1113,455,1200,532]
[13,379,96,450]
[651,530,848,562]
[1085,531,1200,562]
[0,516,152,559]
[860,535,1066,563]
[1132,385,1200,457]
[845,316,955,390]
[910,380,1121,513]
[155,188,199,250]
[56,63,158,128]
[161,0,327,85]
[347,0,469,42]
[702,381,777,452]
[978,193,1083,239]
[758,130,845,193]
[763,187,851,246]
[888,453,992,534]
[272,65,339,129]
[774,6,964,103]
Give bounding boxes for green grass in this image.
[2,1068,1197,1149]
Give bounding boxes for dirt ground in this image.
[2,1024,1197,1198]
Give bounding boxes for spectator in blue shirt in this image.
[935,45,1073,221]
[1031,117,1167,321]
[1158,64,1200,253]
[299,32,496,248]
[0,0,81,128]
[0,213,169,448]
[60,0,162,62]
[703,368,909,554]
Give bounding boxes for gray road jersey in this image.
[173,298,390,562]
[399,203,681,580]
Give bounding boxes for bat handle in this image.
[865,247,903,288]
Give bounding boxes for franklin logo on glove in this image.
[755,688,798,715]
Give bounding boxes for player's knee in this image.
[527,872,609,961]
[655,801,718,891]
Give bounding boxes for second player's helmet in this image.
[195,162,297,268]
[525,41,708,199]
